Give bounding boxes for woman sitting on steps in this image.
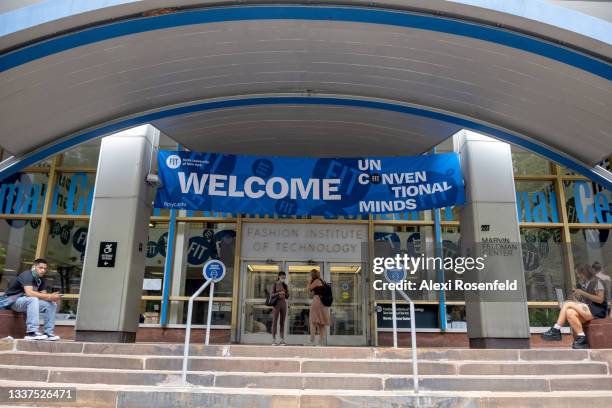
[541,263,608,349]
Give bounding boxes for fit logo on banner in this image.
[166,155,182,169]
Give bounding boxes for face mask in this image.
[279,277,286,282]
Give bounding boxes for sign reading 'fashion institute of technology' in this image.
[154,151,465,216]
[240,223,367,262]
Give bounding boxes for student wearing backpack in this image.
[307,269,330,346]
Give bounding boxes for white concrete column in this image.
[75,125,159,342]
[168,214,188,324]
[453,130,530,349]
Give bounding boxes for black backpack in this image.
[319,279,333,307]
[265,284,279,307]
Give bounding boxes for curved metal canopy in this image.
[0,1,610,187]
[151,102,463,157]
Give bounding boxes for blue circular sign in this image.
[203,259,226,282]
[146,241,159,258]
[384,267,406,283]
[72,227,88,253]
[187,236,214,265]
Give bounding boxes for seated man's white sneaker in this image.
[24,332,47,341]
[44,333,60,341]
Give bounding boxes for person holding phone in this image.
[542,264,608,349]
[307,269,330,346]
[4,259,61,341]
[271,271,289,346]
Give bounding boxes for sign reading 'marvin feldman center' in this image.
[154,151,465,216]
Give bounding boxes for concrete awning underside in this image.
[0,1,610,186]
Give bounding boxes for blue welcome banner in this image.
[154,151,465,216]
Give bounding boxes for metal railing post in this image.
[409,300,419,394]
[397,289,419,394]
[205,281,215,345]
[391,289,398,348]
[181,279,212,386]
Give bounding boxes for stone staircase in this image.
[0,339,611,407]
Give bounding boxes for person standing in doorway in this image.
[271,271,289,346]
[307,269,330,346]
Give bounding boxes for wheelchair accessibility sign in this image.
[97,242,117,268]
[203,259,226,282]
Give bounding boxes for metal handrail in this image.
[181,279,212,386]
[396,288,419,394]
[179,277,418,391]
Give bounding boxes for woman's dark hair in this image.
[575,264,595,280]
[278,271,286,277]
[592,261,602,272]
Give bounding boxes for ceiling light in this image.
[287,265,321,273]
[247,264,280,272]
[329,266,362,274]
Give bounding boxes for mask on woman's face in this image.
[279,277,286,282]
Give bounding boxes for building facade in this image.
[0,0,610,347]
[0,136,610,346]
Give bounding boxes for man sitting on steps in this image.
[4,259,61,341]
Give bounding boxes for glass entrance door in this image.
[239,260,367,345]
[285,262,323,345]
[326,263,367,346]
[240,261,282,344]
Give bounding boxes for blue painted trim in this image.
[431,147,447,331]
[434,208,447,331]
[1,96,609,190]
[1,6,610,79]
[159,144,181,326]
[159,208,177,326]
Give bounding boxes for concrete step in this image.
[1,340,611,405]
[1,365,611,392]
[385,375,612,392]
[9,339,604,362]
[0,381,611,408]
[1,351,608,376]
[146,356,459,375]
[0,352,145,370]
